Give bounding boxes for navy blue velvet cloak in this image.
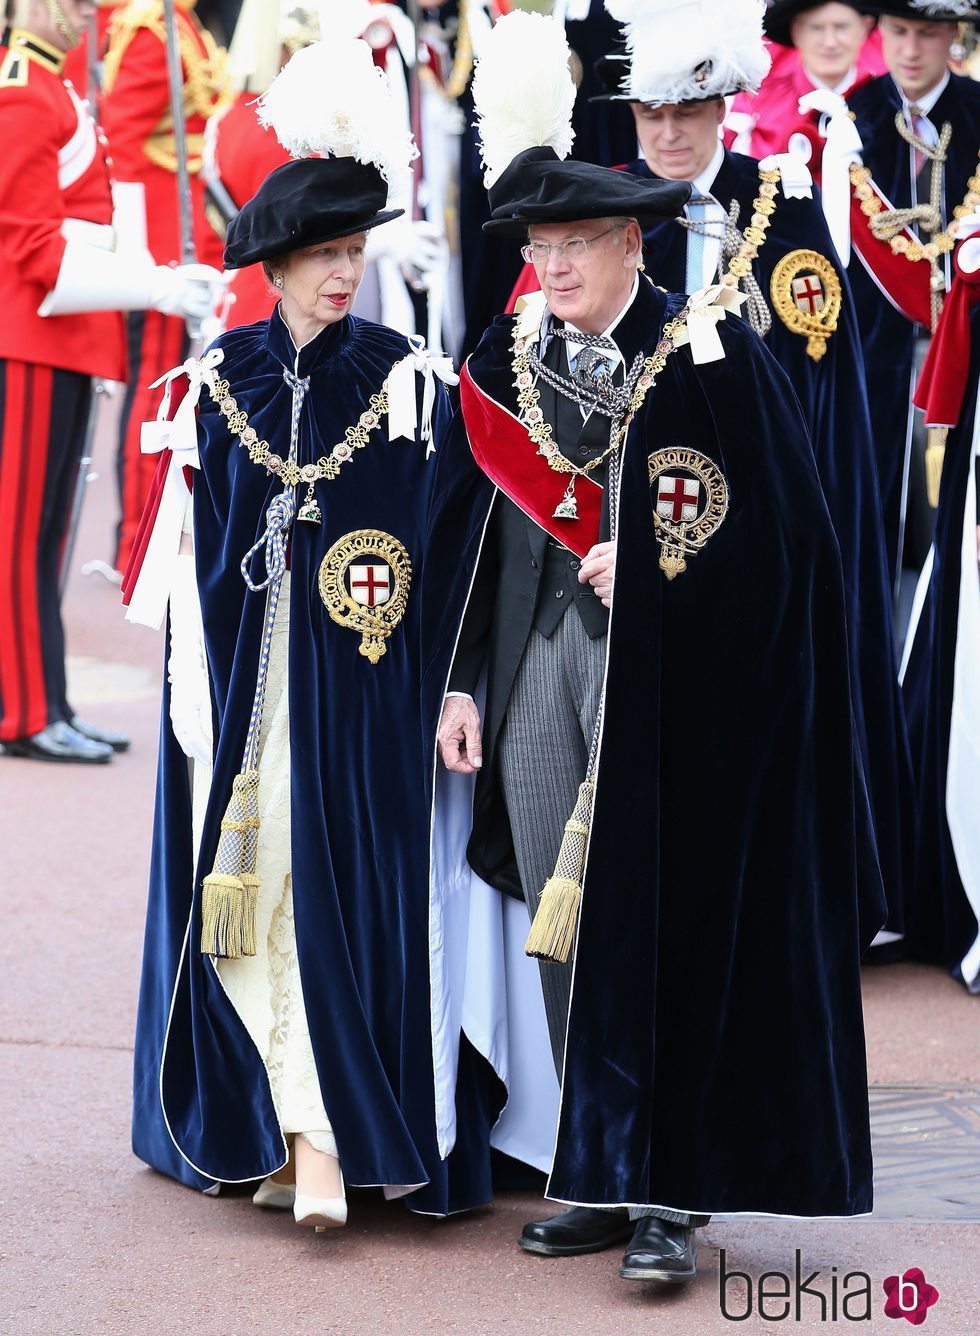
[630,150,914,947]
[132,310,499,1213]
[847,73,980,574]
[462,280,882,1215]
[902,305,980,990]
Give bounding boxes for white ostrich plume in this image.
[471,11,576,188]
[910,0,975,15]
[257,39,417,186]
[604,0,772,107]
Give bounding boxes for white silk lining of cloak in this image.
[428,728,560,1176]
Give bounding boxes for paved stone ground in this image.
[2,405,978,1335]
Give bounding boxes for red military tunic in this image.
[0,29,126,379]
[99,0,229,570]
[101,0,227,266]
[209,92,290,329]
[0,29,125,742]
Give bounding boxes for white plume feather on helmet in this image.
[909,0,976,15]
[256,35,417,188]
[471,10,577,188]
[604,0,772,107]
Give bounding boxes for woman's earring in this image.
[273,273,284,289]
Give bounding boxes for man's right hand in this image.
[438,696,483,774]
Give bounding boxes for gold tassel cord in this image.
[525,782,594,965]
[200,769,260,958]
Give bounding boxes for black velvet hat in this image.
[224,157,403,268]
[764,1,872,48]
[483,147,692,238]
[860,1,978,20]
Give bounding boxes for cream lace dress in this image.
[215,575,336,1156]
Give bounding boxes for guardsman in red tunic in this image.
[101,0,229,573]
[0,0,224,763]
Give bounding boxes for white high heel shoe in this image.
[293,1169,347,1232]
[252,1176,296,1210]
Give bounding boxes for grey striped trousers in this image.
[497,605,708,1228]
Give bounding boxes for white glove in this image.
[40,241,227,321]
[151,263,227,320]
[373,220,447,291]
[168,553,213,768]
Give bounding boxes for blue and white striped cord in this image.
[240,369,309,771]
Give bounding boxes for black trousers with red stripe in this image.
[115,309,188,573]
[0,359,92,742]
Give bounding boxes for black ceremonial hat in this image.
[764,1,871,47]
[860,1,978,20]
[483,147,692,238]
[224,157,403,268]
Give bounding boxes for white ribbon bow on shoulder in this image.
[126,347,225,631]
[140,346,226,467]
[387,334,459,457]
[798,88,865,265]
[674,284,749,364]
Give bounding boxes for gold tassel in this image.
[201,873,246,957]
[525,780,594,965]
[925,427,948,509]
[238,872,260,957]
[200,769,260,958]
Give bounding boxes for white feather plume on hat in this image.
[604,0,772,106]
[257,37,417,186]
[471,11,576,188]
[910,0,976,15]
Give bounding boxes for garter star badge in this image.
[770,249,842,363]
[648,447,729,580]
[318,530,412,663]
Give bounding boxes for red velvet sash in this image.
[849,180,933,327]
[459,361,603,557]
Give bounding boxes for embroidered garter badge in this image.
[770,249,842,363]
[648,448,729,581]
[318,530,412,663]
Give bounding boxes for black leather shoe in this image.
[2,720,112,764]
[519,1206,634,1257]
[619,1217,697,1282]
[68,714,130,752]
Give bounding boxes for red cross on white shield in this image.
[792,274,825,315]
[657,475,700,523]
[349,563,392,608]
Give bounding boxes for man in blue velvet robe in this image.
[438,132,884,1281]
[593,17,914,951]
[844,3,980,591]
[900,220,980,993]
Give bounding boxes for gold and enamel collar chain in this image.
[207,370,390,522]
[720,167,782,286]
[511,303,690,521]
[850,148,980,327]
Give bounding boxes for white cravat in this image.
[683,140,727,290]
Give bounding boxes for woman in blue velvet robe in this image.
[127,149,502,1228]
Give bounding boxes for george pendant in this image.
[553,479,579,521]
[297,483,321,525]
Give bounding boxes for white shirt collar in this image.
[547,274,640,366]
[811,65,857,96]
[690,140,726,202]
[894,69,950,118]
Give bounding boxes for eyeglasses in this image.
[520,225,624,265]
